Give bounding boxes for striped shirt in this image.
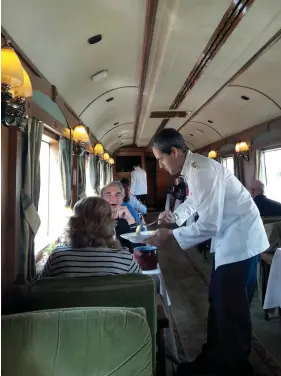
[40,246,141,278]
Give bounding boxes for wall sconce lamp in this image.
[1,40,32,131]
[102,152,110,162]
[72,124,90,155]
[235,141,249,161]
[208,150,217,159]
[93,143,104,157]
[109,158,114,165]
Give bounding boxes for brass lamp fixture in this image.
[72,124,90,155]
[235,141,249,161]
[108,158,114,165]
[1,40,32,131]
[208,150,217,159]
[102,152,110,162]
[93,143,104,156]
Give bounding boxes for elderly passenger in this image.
[101,181,140,249]
[250,179,281,216]
[40,197,140,278]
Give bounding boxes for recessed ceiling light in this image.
[189,133,194,136]
[241,95,250,101]
[208,120,213,124]
[88,34,102,45]
[114,122,119,125]
[106,97,114,103]
[91,70,108,83]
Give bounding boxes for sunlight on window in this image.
[35,137,69,253]
[263,148,281,203]
[85,155,96,197]
[222,156,234,175]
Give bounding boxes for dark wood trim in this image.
[133,0,159,143]
[79,86,138,117]
[195,116,281,153]
[178,28,281,134]
[6,128,22,286]
[228,85,281,110]
[150,0,256,140]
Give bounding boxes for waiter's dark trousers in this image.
[206,255,259,368]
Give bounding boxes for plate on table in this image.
[120,231,156,243]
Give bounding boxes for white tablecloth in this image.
[143,265,179,363]
[263,248,281,309]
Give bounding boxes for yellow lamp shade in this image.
[208,150,217,159]
[73,125,89,143]
[109,158,114,165]
[10,68,32,98]
[102,152,110,161]
[1,46,24,88]
[235,142,240,153]
[88,146,94,154]
[239,142,249,152]
[62,128,73,139]
[94,143,104,155]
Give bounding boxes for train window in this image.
[35,136,66,253]
[258,147,281,202]
[85,155,96,196]
[221,156,234,174]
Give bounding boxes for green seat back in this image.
[2,307,152,376]
[28,274,157,369]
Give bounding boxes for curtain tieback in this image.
[21,190,41,235]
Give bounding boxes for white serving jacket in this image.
[173,152,269,269]
[131,167,147,195]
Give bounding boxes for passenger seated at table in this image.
[250,179,281,216]
[120,178,147,216]
[101,181,140,249]
[40,197,141,278]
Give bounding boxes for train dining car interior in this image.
[1,1,281,375]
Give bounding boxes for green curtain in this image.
[20,118,44,282]
[78,153,86,199]
[59,137,72,206]
[234,156,245,184]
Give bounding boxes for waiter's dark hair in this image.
[151,128,189,154]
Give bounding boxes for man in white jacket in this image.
[130,163,147,203]
[147,129,269,376]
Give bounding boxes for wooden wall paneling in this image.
[1,127,23,292]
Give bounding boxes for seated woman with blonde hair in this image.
[40,197,141,278]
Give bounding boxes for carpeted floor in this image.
[147,213,281,376]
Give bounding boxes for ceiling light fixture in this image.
[106,97,114,103]
[241,95,250,101]
[208,120,213,124]
[88,34,102,45]
[91,70,108,83]
[114,122,119,125]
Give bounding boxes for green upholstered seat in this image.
[2,307,153,376]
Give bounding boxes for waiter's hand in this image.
[145,228,173,247]
[158,210,175,224]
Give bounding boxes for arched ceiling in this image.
[2,0,281,153]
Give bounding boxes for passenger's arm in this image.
[173,167,225,250]
[130,194,147,214]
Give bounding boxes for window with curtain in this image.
[35,135,67,253]
[257,147,281,202]
[85,154,96,196]
[221,156,235,175]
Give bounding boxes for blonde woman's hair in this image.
[66,197,116,248]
